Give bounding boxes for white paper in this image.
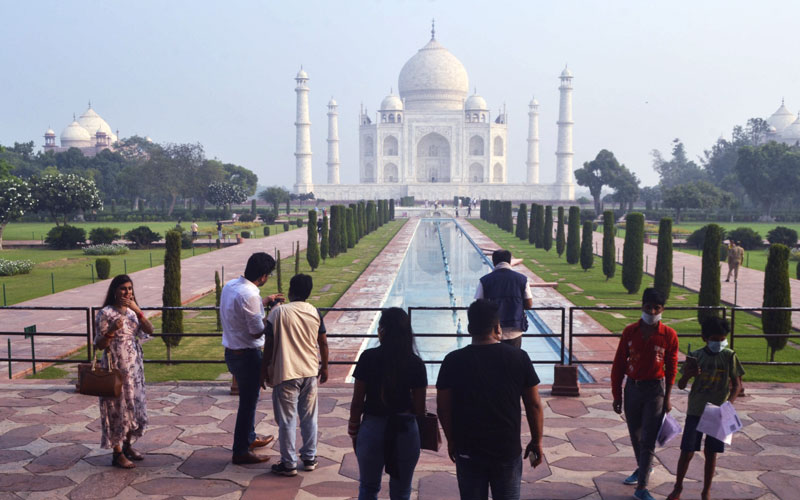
[657,412,682,447]
[696,402,741,444]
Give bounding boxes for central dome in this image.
[398,38,469,111]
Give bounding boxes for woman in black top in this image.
[348,308,427,500]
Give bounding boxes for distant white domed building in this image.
[765,100,800,146]
[44,103,119,156]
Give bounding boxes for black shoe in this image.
[303,458,318,471]
[271,462,298,476]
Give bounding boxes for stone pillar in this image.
[294,67,313,194]
[526,97,540,184]
[556,66,575,199]
[327,98,340,184]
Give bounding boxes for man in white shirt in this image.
[221,252,283,465]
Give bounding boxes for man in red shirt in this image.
[611,288,678,500]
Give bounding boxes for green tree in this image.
[516,203,529,240]
[206,182,248,210]
[346,207,356,248]
[307,210,320,271]
[762,244,791,362]
[276,249,283,293]
[622,212,644,294]
[294,241,300,275]
[214,270,222,331]
[320,211,329,261]
[610,165,640,210]
[736,142,800,217]
[528,203,537,245]
[698,223,723,323]
[662,181,729,223]
[162,230,183,360]
[349,203,360,244]
[339,206,348,253]
[0,176,34,250]
[654,218,673,299]
[556,206,566,257]
[580,221,594,271]
[259,186,290,215]
[653,138,708,189]
[503,201,513,232]
[566,206,581,264]
[543,206,553,251]
[29,173,102,225]
[389,198,395,220]
[536,205,546,248]
[377,200,385,227]
[358,201,366,238]
[574,149,623,214]
[366,201,377,232]
[328,206,341,257]
[602,210,616,280]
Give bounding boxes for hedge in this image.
[556,206,566,257]
[698,223,723,323]
[622,212,644,294]
[763,244,791,361]
[653,218,673,299]
[516,203,529,241]
[580,221,594,271]
[162,230,183,356]
[566,206,580,264]
[602,210,615,280]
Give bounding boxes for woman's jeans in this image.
[356,414,420,500]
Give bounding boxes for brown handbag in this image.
[417,412,442,452]
[77,349,123,398]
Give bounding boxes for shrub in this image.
[295,218,303,227]
[480,199,489,220]
[766,226,798,248]
[566,206,581,264]
[580,221,594,271]
[95,258,111,279]
[45,225,86,249]
[719,243,728,262]
[251,199,257,214]
[88,227,120,245]
[124,226,162,249]
[602,211,616,280]
[320,211,329,260]
[622,212,644,294]
[216,238,221,249]
[727,227,763,250]
[263,226,270,236]
[543,206,553,251]
[763,244,791,361]
[346,207,356,248]
[516,203,529,241]
[528,203,537,245]
[241,231,251,238]
[536,205,546,248]
[238,213,255,223]
[687,225,726,250]
[180,231,193,249]
[389,198,395,220]
[162,230,183,358]
[283,222,290,232]
[307,210,320,271]
[83,244,129,255]
[698,224,723,323]
[556,206,566,257]
[654,218,673,299]
[357,202,366,239]
[503,201,513,232]
[0,259,34,276]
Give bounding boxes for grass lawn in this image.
[30,219,406,382]
[472,219,800,383]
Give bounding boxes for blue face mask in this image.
[707,339,728,353]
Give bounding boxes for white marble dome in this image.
[398,38,469,110]
[60,120,92,147]
[465,93,487,111]
[767,103,796,132]
[45,128,55,136]
[380,93,403,111]
[782,116,800,142]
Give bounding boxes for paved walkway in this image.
[0,380,797,499]
[0,228,308,379]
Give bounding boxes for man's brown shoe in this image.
[249,435,275,450]
[232,451,270,465]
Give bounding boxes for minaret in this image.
[556,66,575,197]
[294,67,313,194]
[526,97,540,184]
[327,97,340,184]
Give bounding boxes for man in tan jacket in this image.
[726,241,744,282]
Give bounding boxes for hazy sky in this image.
[3,1,799,192]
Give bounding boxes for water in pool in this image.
[362,218,560,384]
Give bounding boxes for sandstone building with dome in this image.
[295,27,576,201]
[43,103,119,156]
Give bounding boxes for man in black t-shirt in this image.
[436,299,544,500]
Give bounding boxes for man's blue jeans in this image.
[356,414,420,500]
[224,348,262,456]
[272,377,318,468]
[455,453,522,500]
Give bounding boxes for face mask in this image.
[641,312,662,325]
[707,339,728,353]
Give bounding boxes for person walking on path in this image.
[348,308,427,500]
[437,299,544,500]
[191,221,199,240]
[94,274,154,469]
[221,252,281,465]
[726,241,744,282]
[474,249,534,349]
[611,288,679,500]
[262,273,329,477]
[667,317,744,500]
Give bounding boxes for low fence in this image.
[2,304,800,378]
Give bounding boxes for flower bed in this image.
[82,244,129,255]
[0,259,34,276]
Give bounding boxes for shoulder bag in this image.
[77,348,123,398]
[417,412,442,452]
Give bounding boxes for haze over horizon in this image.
[2,0,799,193]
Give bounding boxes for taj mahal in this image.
[294,26,576,201]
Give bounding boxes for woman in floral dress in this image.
[94,274,153,468]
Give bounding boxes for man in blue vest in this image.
[474,249,534,348]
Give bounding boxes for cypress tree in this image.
[566,206,581,264]
[528,203,538,245]
[377,200,384,227]
[276,249,282,292]
[365,201,374,232]
[536,204,546,248]
[338,206,348,253]
[384,200,390,223]
[328,206,339,257]
[763,244,791,361]
[357,201,366,238]
[306,210,320,271]
[602,210,616,280]
[294,241,300,275]
[349,204,359,244]
[543,206,554,251]
[622,212,644,294]
[580,221,594,271]
[214,270,222,331]
[320,211,329,261]
[504,201,513,232]
[389,198,395,220]
[797,260,800,281]
[556,206,566,257]
[698,223,723,323]
[653,217,673,299]
[251,199,257,214]
[342,206,351,249]
[480,199,488,220]
[162,230,183,360]
[516,203,529,240]
[346,207,356,248]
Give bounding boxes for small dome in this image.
[45,128,55,136]
[465,93,487,111]
[296,67,308,79]
[560,66,573,78]
[60,120,92,146]
[145,136,153,143]
[769,126,777,133]
[767,102,796,132]
[380,93,403,111]
[529,97,539,107]
[328,97,337,106]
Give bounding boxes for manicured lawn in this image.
[473,219,800,383]
[30,219,406,382]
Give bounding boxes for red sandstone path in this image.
[0,228,308,379]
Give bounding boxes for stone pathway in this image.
[0,380,797,499]
[0,228,308,379]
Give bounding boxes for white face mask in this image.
[707,339,728,353]
[641,312,662,325]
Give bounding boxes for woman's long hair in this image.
[377,308,418,407]
[102,274,135,307]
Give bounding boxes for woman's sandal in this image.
[123,443,144,461]
[112,451,136,469]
